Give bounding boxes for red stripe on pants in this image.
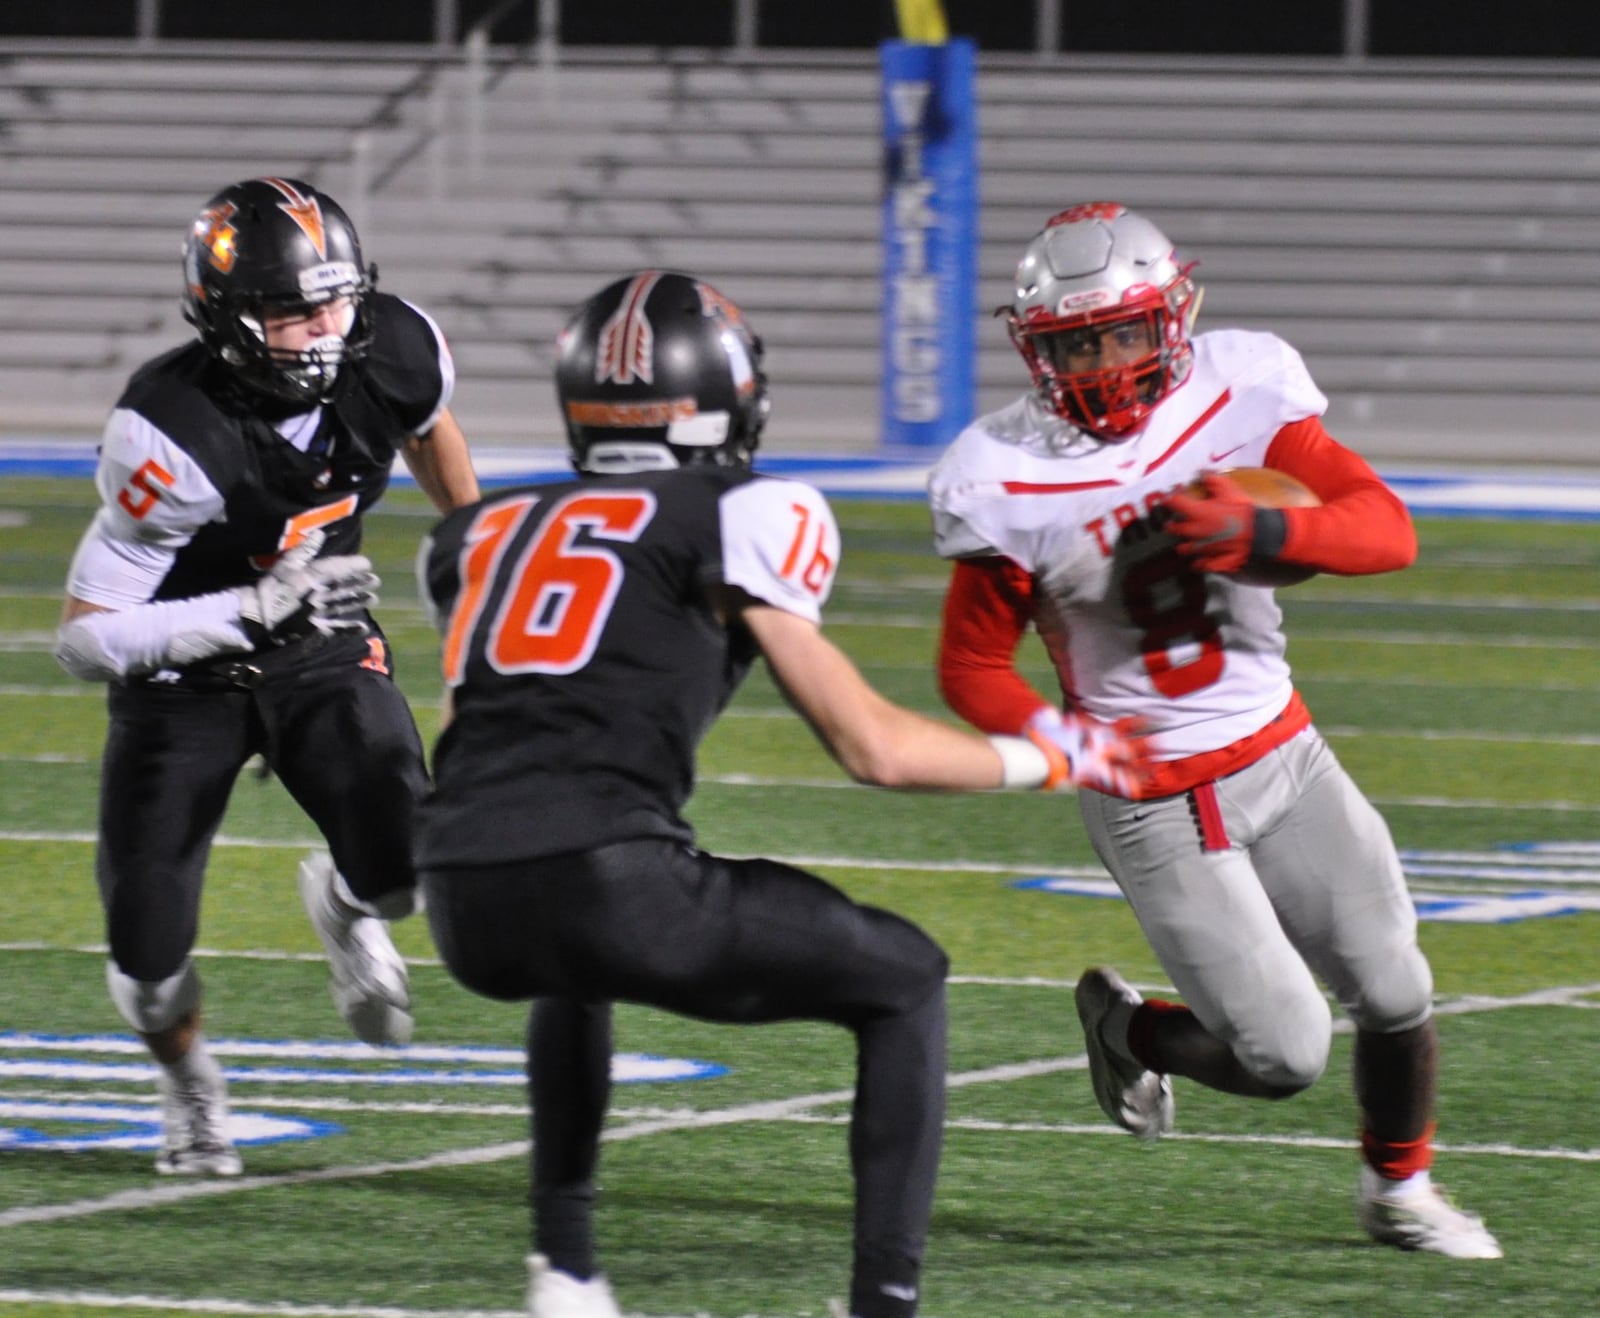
[1191,782,1229,851]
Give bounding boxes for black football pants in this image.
[98,639,427,981]
[420,836,949,1313]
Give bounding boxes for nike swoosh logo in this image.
[880,1283,919,1302]
[1208,442,1249,463]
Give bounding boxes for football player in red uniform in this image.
[929,202,1499,1259]
[55,177,480,1176]
[415,270,1149,1318]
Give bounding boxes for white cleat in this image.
[154,1068,241,1177]
[298,851,413,1046]
[527,1253,624,1318]
[1075,966,1175,1140]
[1358,1166,1502,1259]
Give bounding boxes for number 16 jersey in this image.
[415,466,840,866]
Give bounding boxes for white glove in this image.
[236,529,380,649]
[1024,707,1152,797]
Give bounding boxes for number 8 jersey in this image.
[416,466,840,865]
[927,328,1412,796]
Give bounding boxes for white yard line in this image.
[0,981,1594,1318]
[17,714,1600,758]
[0,1297,528,1318]
[2,1030,1594,1238]
[8,580,1600,612]
[784,1113,1600,1163]
[0,1079,870,1230]
[6,767,1600,813]
[0,1136,536,1228]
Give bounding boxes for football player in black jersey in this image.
[414,271,1149,1318]
[54,177,481,1177]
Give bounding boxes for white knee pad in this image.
[106,959,201,1034]
[1346,942,1435,1034]
[1234,990,1333,1094]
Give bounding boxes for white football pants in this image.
[1078,727,1433,1090]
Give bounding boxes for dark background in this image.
[1,0,1595,58]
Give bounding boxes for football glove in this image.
[1165,471,1288,575]
[236,530,380,649]
[1024,707,1152,797]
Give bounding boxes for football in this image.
[1184,466,1321,587]
[1187,465,1321,510]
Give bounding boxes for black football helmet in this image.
[181,176,376,406]
[555,270,770,474]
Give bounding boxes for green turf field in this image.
[1,475,1596,1318]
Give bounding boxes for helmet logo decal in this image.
[695,283,758,397]
[263,177,328,259]
[1055,290,1114,313]
[566,398,696,428]
[718,329,756,397]
[194,203,239,275]
[595,272,661,385]
[694,280,743,328]
[1047,201,1125,228]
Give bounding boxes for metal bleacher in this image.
[0,43,434,434]
[2,42,1598,462]
[975,63,1600,463]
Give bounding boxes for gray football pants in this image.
[1078,727,1433,1090]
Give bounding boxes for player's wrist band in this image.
[1250,506,1288,560]
[989,734,1053,789]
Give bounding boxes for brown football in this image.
[1184,466,1321,587]
[1186,466,1322,509]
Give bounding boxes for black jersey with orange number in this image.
[415,465,842,865]
[67,291,452,612]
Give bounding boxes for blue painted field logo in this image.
[0,1099,335,1152]
[0,1033,727,1154]
[1016,842,1600,924]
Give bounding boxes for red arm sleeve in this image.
[936,556,1055,735]
[1264,416,1418,576]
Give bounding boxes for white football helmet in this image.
[1006,202,1198,441]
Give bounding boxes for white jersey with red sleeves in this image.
[929,328,1326,761]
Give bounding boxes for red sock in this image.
[1127,998,1188,1073]
[1361,1121,1436,1180]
